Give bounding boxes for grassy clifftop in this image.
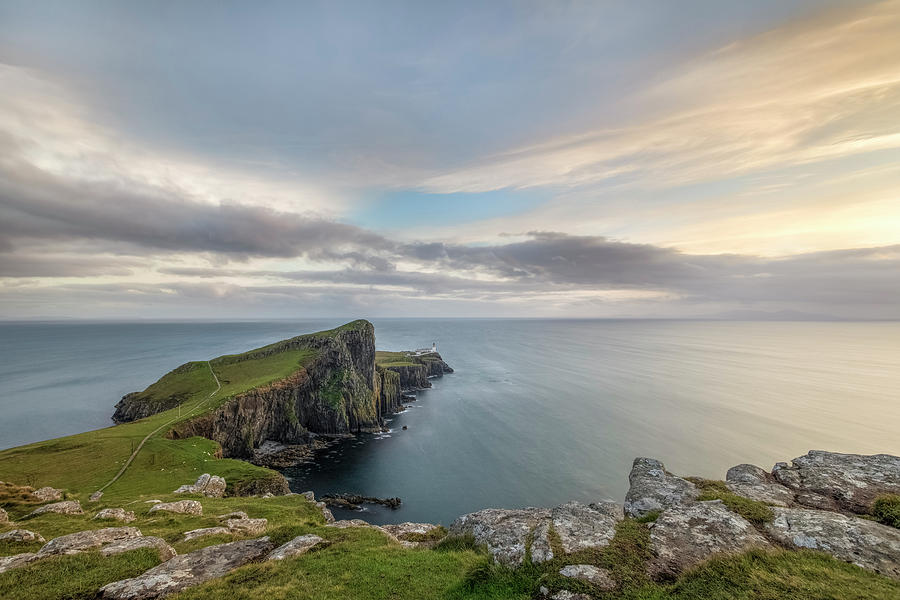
[0,322,367,503]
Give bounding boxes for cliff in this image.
[112,321,451,459]
[374,351,454,391]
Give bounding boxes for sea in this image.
[1,319,899,526]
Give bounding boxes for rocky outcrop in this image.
[765,507,900,578]
[148,500,202,516]
[532,501,623,563]
[559,564,616,590]
[102,537,177,562]
[173,474,226,498]
[268,534,325,560]
[647,500,770,580]
[183,527,230,541]
[450,507,550,566]
[773,451,900,514]
[0,529,45,543]
[379,353,454,392]
[32,486,63,502]
[95,508,137,523]
[225,517,267,535]
[725,464,794,507]
[624,458,699,518]
[28,500,83,517]
[100,537,275,599]
[38,527,142,557]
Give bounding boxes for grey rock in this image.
[225,517,267,536]
[326,519,399,542]
[183,527,231,541]
[765,507,900,578]
[0,507,8,523]
[38,527,143,557]
[100,537,274,600]
[217,511,248,521]
[95,508,137,523]
[301,491,316,501]
[559,564,616,590]
[449,507,550,566]
[90,491,104,502]
[316,501,335,523]
[548,501,623,560]
[102,537,177,561]
[0,529,45,543]
[148,500,202,516]
[550,591,592,600]
[28,500,83,517]
[0,552,39,574]
[268,534,325,560]
[772,451,900,513]
[725,464,794,507]
[173,473,226,498]
[32,486,63,502]
[382,522,445,548]
[624,458,699,518]
[648,500,770,580]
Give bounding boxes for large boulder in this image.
[38,527,143,557]
[772,451,900,514]
[173,473,226,498]
[0,529,45,543]
[32,486,63,502]
[0,552,39,575]
[647,500,770,580]
[100,537,274,599]
[102,537,177,562]
[765,507,900,578]
[95,508,137,523]
[225,518,267,536]
[624,458,698,518]
[28,500,83,517]
[725,464,794,507]
[148,500,202,516]
[532,501,623,563]
[268,534,325,560]
[449,508,550,566]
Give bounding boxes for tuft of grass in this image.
[687,477,775,526]
[0,548,161,600]
[636,509,661,523]
[872,494,900,529]
[435,533,487,554]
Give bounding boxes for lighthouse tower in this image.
[431,342,436,353]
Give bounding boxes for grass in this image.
[686,478,775,526]
[872,494,900,529]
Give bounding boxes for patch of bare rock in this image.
[725,464,794,507]
[183,527,231,541]
[32,486,63,502]
[101,537,177,562]
[647,500,770,580]
[148,500,202,516]
[28,499,83,517]
[381,522,446,548]
[559,564,616,590]
[0,529,45,543]
[173,473,226,498]
[624,458,699,518]
[95,508,137,523]
[268,534,326,560]
[38,526,142,557]
[100,537,274,600]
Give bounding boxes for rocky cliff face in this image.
[165,321,418,458]
[381,354,454,391]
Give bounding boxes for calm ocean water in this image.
[2,319,899,525]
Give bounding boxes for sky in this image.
[0,0,899,320]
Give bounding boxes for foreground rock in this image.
[95,508,137,523]
[148,500,202,516]
[38,527,142,557]
[268,534,325,560]
[450,508,550,566]
[765,507,900,578]
[102,537,177,561]
[773,451,900,514]
[381,522,446,548]
[100,537,274,599]
[183,527,231,541]
[224,517,267,536]
[624,458,698,518]
[0,529,45,543]
[32,486,63,502]
[28,500,83,517]
[559,564,616,590]
[173,474,226,498]
[0,553,39,574]
[648,501,770,580]
[534,501,623,562]
[725,464,794,507]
